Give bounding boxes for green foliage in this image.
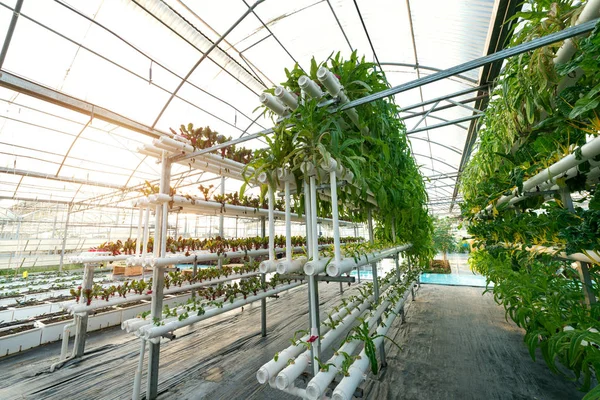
[246,51,433,262]
[432,217,458,257]
[460,4,600,395]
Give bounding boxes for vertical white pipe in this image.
[141,206,150,256]
[285,180,292,262]
[135,205,144,256]
[219,176,225,237]
[161,203,168,257]
[304,180,313,258]
[132,339,146,400]
[310,176,319,261]
[268,185,275,262]
[330,170,341,262]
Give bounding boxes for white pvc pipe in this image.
[275,292,375,390]
[310,175,319,261]
[276,256,307,274]
[488,118,600,212]
[275,86,299,110]
[256,295,366,384]
[141,282,303,339]
[161,202,168,256]
[304,180,313,260]
[305,280,410,400]
[260,92,288,116]
[298,75,323,99]
[330,297,407,400]
[72,271,259,315]
[317,67,342,97]
[259,260,278,274]
[324,245,412,277]
[73,254,129,264]
[285,176,292,262]
[325,160,342,263]
[60,321,76,361]
[132,339,146,400]
[135,205,144,256]
[554,0,600,65]
[268,185,275,262]
[141,206,150,256]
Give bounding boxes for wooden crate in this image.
[125,266,143,276]
[112,266,126,275]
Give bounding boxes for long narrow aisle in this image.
[364,284,584,400]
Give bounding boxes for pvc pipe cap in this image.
[275,374,290,390]
[256,368,270,384]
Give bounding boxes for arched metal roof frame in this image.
[0,0,544,215]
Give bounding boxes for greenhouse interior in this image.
[0,0,599,399]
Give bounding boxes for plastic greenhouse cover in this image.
[0,0,496,213]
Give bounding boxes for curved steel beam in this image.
[412,153,458,171]
[409,137,462,155]
[151,0,265,128]
[380,62,478,85]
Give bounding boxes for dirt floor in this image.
[363,284,585,400]
[0,281,586,399]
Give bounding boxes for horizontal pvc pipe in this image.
[276,257,307,274]
[69,254,129,264]
[275,292,375,390]
[303,258,329,276]
[140,194,352,225]
[69,271,259,315]
[305,281,412,400]
[330,296,407,400]
[490,136,600,210]
[524,245,600,264]
[141,282,303,339]
[256,295,365,384]
[327,244,412,277]
[259,260,278,274]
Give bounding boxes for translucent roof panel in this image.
[0,0,500,214]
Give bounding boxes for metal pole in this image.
[367,208,385,368]
[260,216,267,337]
[341,19,600,110]
[0,0,23,69]
[72,263,94,358]
[191,256,198,299]
[59,203,73,274]
[146,154,171,400]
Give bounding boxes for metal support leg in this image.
[339,281,344,295]
[308,275,321,376]
[72,263,94,358]
[367,209,386,369]
[191,256,198,299]
[261,273,267,337]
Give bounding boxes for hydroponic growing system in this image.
[1,0,600,399]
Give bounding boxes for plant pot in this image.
[87,308,122,331]
[0,323,41,357]
[36,315,74,344]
